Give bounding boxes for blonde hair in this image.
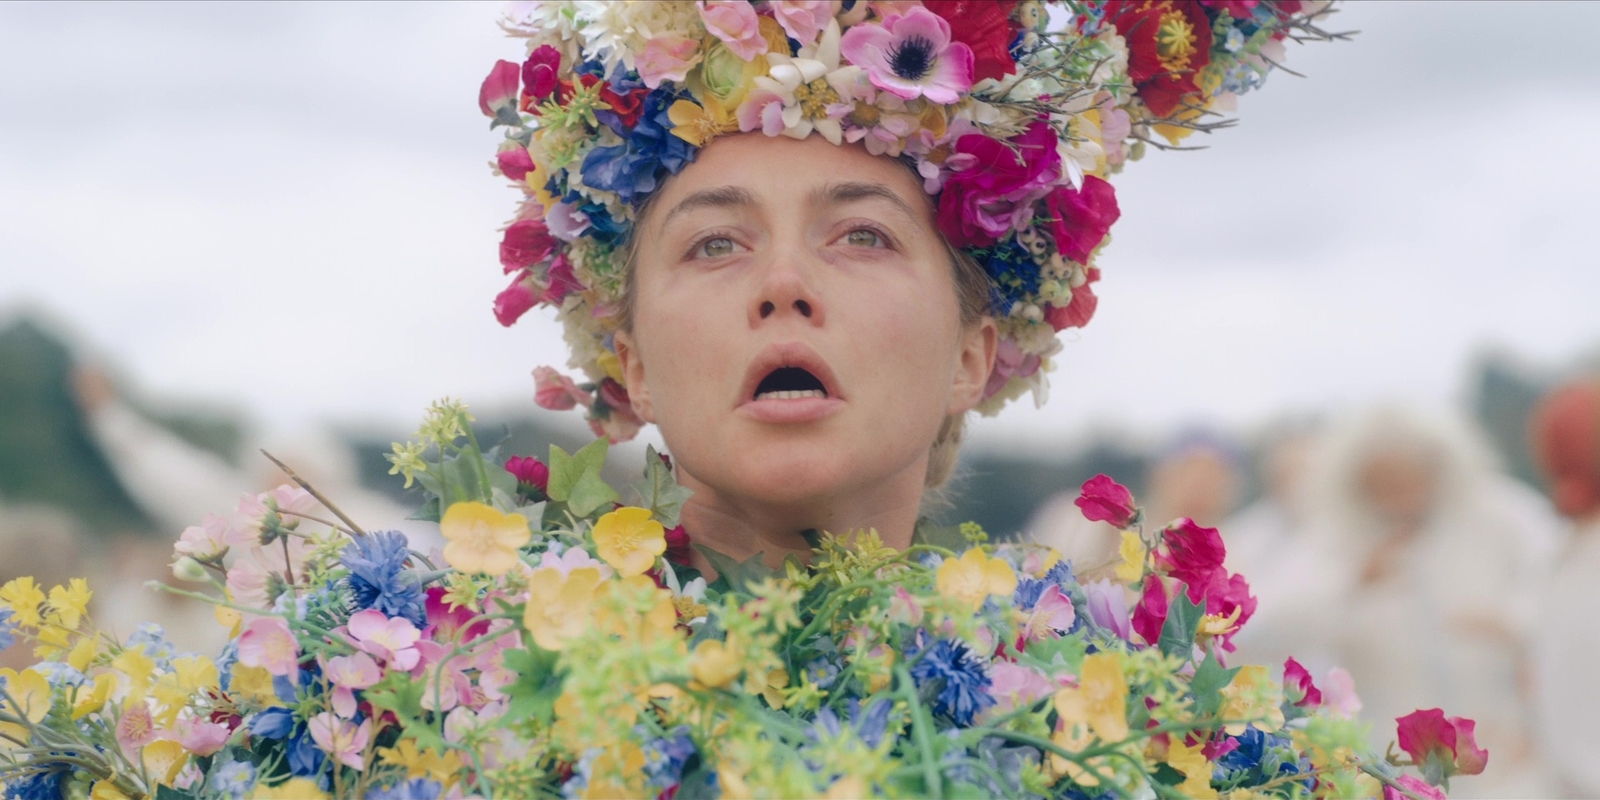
[617,169,993,491]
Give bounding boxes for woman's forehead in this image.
[651,133,928,218]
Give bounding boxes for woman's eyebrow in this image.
[659,185,757,228]
[811,181,921,223]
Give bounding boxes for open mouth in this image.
[754,367,828,401]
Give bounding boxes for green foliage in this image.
[1190,650,1241,719]
[500,646,563,726]
[694,544,775,597]
[1158,589,1204,661]
[365,671,445,752]
[546,438,617,518]
[631,444,693,528]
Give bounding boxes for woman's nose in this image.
[749,251,826,328]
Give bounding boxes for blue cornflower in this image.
[342,530,426,628]
[812,698,893,750]
[641,725,697,792]
[30,662,83,689]
[1217,727,1310,788]
[579,87,696,206]
[3,769,66,800]
[1014,576,1049,609]
[207,760,257,800]
[368,778,443,800]
[910,638,995,726]
[974,238,1042,315]
[0,609,14,651]
[1042,560,1075,588]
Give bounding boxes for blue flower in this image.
[579,87,696,206]
[0,609,15,651]
[812,698,893,750]
[641,725,697,791]
[910,638,995,726]
[3,768,65,800]
[29,662,83,689]
[803,658,840,690]
[285,727,326,778]
[216,641,239,693]
[368,778,443,800]
[126,623,176,669]
[1042,560,1075,588]
[1216,727,1311,789]
[250,707,297,740]
[1014,576,1049,609]
[207,760,257,800]
[972,237,1042,315]
[342,530,426,628]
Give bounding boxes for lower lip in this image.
[736,396,846,424]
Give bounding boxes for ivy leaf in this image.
[546,439,616,517]
[365,671,445,752]
[1017,630,1087,675]
[631,445,694,528]
[694,544,773,597]
[1190,649,1241,719]
[413,449,517,508]
[1158,586,1204,661]
[500,646,563,726]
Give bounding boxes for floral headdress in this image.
[483,0,1341,441]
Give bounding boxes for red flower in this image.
[1046,176,1120,264]
[1074,474,1137,528]
[494,272,538,327]
[497,146,535,182]
[504,455,550,493]
[1154,518,1228,594]
[1045,268,1101,331]
[1283,657,1322,708]
[542,254,583,306]
[1131,577,1169,646]
[1396,709,1489,783]
[664,525,692,567]
[923,0,1021,84]
[522,45,564,103]
[478,59,521,118]
[935,120,1061,247]
[1102,0,1214,117]
[499,218,557,273]
[578,75,648,129]
[1199,0,1258,15]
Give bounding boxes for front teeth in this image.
[756,389,826,400]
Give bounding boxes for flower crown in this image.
[483,0,1338,441]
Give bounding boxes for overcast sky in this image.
[3,1,1598,455]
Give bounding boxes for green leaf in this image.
[546,438,609,503]
[413,449,517,508]
[566,466,619,519]
[631,444,694,528]
[910,518,967,551]
[500,646,564,726]
[155,786,199,800]
[1018,630,1087,675]
[365,671,445,752]
[694,544,773,597]
[1190,649,1241,718]
[1158,586,1204,661]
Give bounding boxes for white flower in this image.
[738,21,861,144]
[573,0,704,77]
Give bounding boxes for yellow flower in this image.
[47,578,92,630]
[668,96,738,147]
[67,636,98,672]
[1,668,51,723]
[33,622,73,660]
[591,506,666,578]
[1219,664,1286,735]
[690,639,743,689]
[578,742,647,799]
[250,778,327,800]
[112,648,157,698]
[153,655,218,725]
[935,548,1018,611]
[0,577,46,628]
[824,776,868,799]
[1166,738,1219,799]
[89,780,132,800]
[72,672,117,720]
[596,351,626,384]
[143,739,188,787]
[1053,652,1129,743]
[760,667,789,709]
[441,502,531,576]
[523,565,604,651]
[379,739,459,786]
[1114,531,1146,584]
[229,663,282,708]
[1047,720,1108,786]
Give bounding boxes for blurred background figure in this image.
[1529,376,1600,798]
[1301,404,1559,797]
[1143,432,1244,529]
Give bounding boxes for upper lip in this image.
[738,341,844,404]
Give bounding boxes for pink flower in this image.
[236,486,318,537]
[1045,268,1100,331]
[770,0,835,47]
[935,120,1061,248]
[499,217,556,273]
[174,513,242,559]
[982,338,1041,399]
[521,45,563,102]
[225,558,270,610]
[735,83,793,137]
[1283,657,1322,708]
[1154,518,1228,596]
[839,7,974,103]
[308,712,372,772]
[1074,474,1137,529]
[504,455,550,492]
[1196,570,1257,651]
[345,609,422,671]
[889,586,925,626]
[1396,709,1489,782]
[989,661,1056,714]
[638,34,702,88]
[543,253,583,305]
[698,1,767,61]
[237,616,300,678]
[478,59,521,118]
[544,203,591,242]
[494,272,539,327]
[1045,175,1120,265]
[535,546,612,578]
[114,700,158,758]
[1383,775,1446,800]
[176,717,230,756]
[424,587,491,643]
[1322,667,1363,717]
[1131,577,1169,646]
[533,366,591,411]
[589,378,645,443]
[323,652,382,718]
[496,145,535,182]
[1083,579,1131,640]
[1020,585,1076,642]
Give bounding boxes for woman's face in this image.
[616,133,995,512]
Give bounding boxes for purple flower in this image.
[342,530,426,628]
[1084,579,1132,641]
[840,6,975,104]
[642,725,698,792]
[368,779,443,800]
[910,637,994,726]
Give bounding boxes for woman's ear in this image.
[948,317,998,415]
[613,331,656,423]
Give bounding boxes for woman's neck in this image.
[675,464,927,579]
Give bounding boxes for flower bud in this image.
[172,557,210,583]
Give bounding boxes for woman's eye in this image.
[696,236,738,258]
[844,229,885,248]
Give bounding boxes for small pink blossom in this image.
[308,712,371,772]
[1074,474,1137,529]
[1383,775,1446,800]
[770,0,836,47]
[536,546,612,578]
[114,700,158,758]
[1283,657,1322,708]
[521,45,563,102]
[176,717,230,756]
[411,641,474,712]
[424,587,491,643]
[236,486,318,536]
[735,84,794,137]
[888,587,924,626]
[345,609,422,671]
[496,145,535,182]
[499,217,557,273]
[495,272,539,327]
[237,616,300,678]
[1020,585,1076,641]
[988,661,1056,715]
[323,653,382,718]
[544,203,591,242]
[839,6,974,103]
[1396,708,1488,780]
[1322,667,1362,717]
[478,59,521,118]
[982,338,1041,399]
[698,1,767,62]
[638,34,702,88]
[225,558,270,610]
[533,366,591,411]
[174,513,243,559]
[1083,579,1132,641]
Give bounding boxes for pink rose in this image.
[478,59,521,118]
[770,0,836,47]
[499,218,556,273]
[1045,175,1119,264]
[638,35,702,88]
[1396,709,1489,782]
[533,366,591,411]
[494,272,539,327]
[497,145,535,182]
[698,0,767,62]
[504,455,550,493]
[521,45,563,102]
[1073,474,1137,528]
[935,120,1061,247]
